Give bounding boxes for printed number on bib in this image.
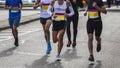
[11,7,19,13]
[42,4,49,11]
[55,13,65,21]
[88,9,99,19]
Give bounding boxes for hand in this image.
[65,13,69,18]
[53,14,57,18]
[19,8,22,10]
[84,12,87,16]
[8,6,12,9]
[33,3,41,9]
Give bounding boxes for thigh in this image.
[58,29,65,39]
[95,21,103,37]
[45,18,52,30]
[87,20,94,35]
[40,18,47,25]
[72,14,78,29]
[66,17,72,28]
[52,31,58,42]
[9,18,14,28]
[13,18,20,27]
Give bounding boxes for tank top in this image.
[40,0,51,18]
[53,1,67,21]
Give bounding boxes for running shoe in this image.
[67,41,72,47]
[88,55,94,62]
[72,42,76,48]
[56,55,61,61]
[46,42,52,54]
[96,44,101,52]
[14,38,19,47]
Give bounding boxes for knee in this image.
[95,36,100,41]
[45,26,49,32]
[45,27,49,33]
[73,28,77,32]
[53,40,57,43]
[12,26,17,31]
[88,36,93,42]
[53,37,58,43]
[58,35,64,41]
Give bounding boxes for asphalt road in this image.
[0,11,120,68]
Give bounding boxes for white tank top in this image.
[40,0,51,18]
[53,1,67,21]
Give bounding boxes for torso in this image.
[40,0,52,18]
[53,1,67,21]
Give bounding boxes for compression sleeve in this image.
[47,5,53,16]
[68,6,74,17]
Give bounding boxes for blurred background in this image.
[0,0,120,8]
[0,0,35,7]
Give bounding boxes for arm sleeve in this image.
[68,6,74,17]
[47,5,53,16]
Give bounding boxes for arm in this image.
[93,2,107,14]
[4,5,10,9]
[47,5,53,16]
[84,6,88,16]
[19,0,23,10]
[47,0,55,16]
[33,0,41,9]
[66,1,74,17]
[4,0,10,9]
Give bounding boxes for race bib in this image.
[11,7,19,13]
[55,13,65,21]
[88,9,99,19]
[42,4,49,11]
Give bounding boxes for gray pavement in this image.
[0,11,120,68]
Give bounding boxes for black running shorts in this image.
[40,17,51,25]
[52,20,66,31]
[87,19,103,37]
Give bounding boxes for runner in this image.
[84,0,107,62]
[66,0,83,48]
[33,0,52,54]
[47,0,74,61]
[5,0,23,47]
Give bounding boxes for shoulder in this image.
[66,0,71,7]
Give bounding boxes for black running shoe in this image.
[14,38,19,47]
[88,55,94,62]
[72,42,76,48]
[67,41,71,47]
[97,44,101,52]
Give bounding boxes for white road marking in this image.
[0,28,42,42]
[19,40,25,44]
[13,51,41,56]
[0,36,12,42]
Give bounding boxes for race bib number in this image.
[55,13,65,21]
[11,7,19,13]
[88,9,99,19]
[42,4,49,11]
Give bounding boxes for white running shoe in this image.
[56,55,61,61]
